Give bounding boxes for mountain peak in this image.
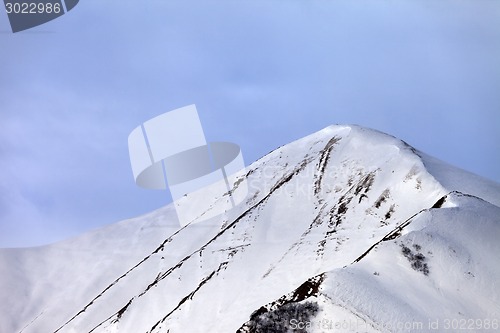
[1,125,498,333]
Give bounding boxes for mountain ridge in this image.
[1,125,498,333]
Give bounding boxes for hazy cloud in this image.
[1,0,499,247]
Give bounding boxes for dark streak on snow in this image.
[147,262,229,333]
[112,299,133,323]
[374,189,390,209]
[352,193,449,264]
[314,136,341,195]
[384,204,395,220]
[354,172,375,196]
[432,195,447,208]
[315,171,379,256]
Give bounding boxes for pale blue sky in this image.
[1,0,499,248]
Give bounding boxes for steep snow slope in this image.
[1,125,498,333]
[241,192,499,333]
[0,205,180,333]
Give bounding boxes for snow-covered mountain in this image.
[1,125,499,333]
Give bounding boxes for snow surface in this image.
[0,125,498,333]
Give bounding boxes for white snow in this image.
[1,125,498,333]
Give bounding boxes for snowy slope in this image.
[315,192,500,332]
[1,125,498,333]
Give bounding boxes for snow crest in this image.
[1,125,498,333]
